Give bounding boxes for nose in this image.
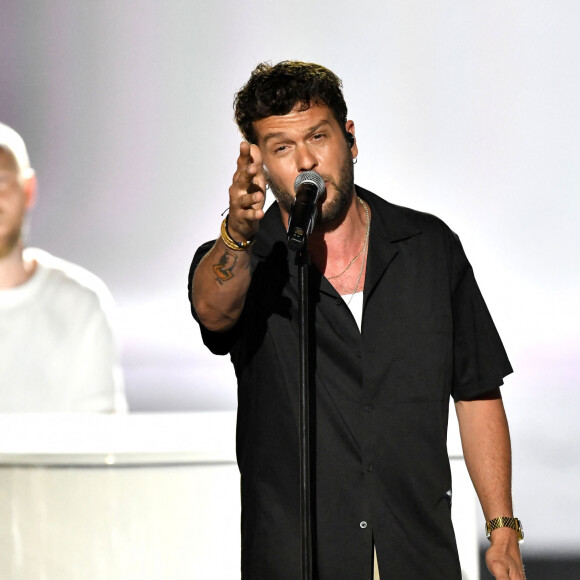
[295,144,317,172]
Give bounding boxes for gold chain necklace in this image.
[327,197,370,281]
[346,199,370,302]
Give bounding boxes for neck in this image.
[0,243,36,289]
[308,193,369,277]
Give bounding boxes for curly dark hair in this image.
[234,61,348,143]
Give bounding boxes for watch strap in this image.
[485,516,524,543]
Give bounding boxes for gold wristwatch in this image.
[485,516,524,543]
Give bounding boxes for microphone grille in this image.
[294,171,325,194]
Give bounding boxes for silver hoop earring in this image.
[353,158,358,165]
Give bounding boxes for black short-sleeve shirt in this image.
[188,186,512,579]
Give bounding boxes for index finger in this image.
[235,142,264,189]
[238,140,252,161]
[248,144,266,196]
[247,143,263,168]
[243,143,264,178]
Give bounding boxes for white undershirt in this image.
[341,291,364,332]
[0,248,126,413]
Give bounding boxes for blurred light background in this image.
[1,0,578,571]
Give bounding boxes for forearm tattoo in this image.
[213,250,238,284]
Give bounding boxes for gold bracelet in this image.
[220,217,254,251]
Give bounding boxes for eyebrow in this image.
[262,120,333,145]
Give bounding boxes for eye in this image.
[312,133,325,140]
[274,145,287,153]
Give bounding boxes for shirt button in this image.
[360,521,367,529]
[367,463,374,472]
[364,406,373,413]
[355,351,362,359]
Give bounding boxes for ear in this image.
[22,170,37,210]
[345,120,358,159]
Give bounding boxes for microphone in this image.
[287,171,325,252]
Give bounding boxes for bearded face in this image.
[0,149,29,259]
[264,138,355,230]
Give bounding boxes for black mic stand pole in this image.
[288,173,323,580]
[294,243,313,580]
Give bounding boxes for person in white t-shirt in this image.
[0,121,127,412]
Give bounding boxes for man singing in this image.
[188,61,525,579]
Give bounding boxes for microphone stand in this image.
[288,171,323,580]
[293,244,313,580]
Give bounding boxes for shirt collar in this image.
[251,185,423,281]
